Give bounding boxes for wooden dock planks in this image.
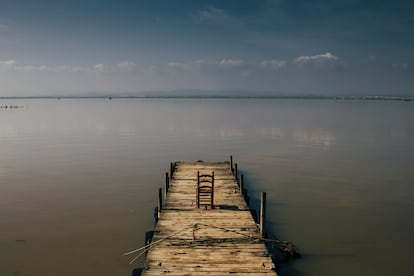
[141,161,278,275]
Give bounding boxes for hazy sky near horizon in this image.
[0,0,413,96]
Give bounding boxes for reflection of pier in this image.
[133,158,278,275]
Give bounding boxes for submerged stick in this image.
[129,248,149,264]
[123,227,192,264]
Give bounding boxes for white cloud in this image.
[0,59,16,65]
[291,52,344,71]
[167,62,191,71]
[164,55,342,73]
[193,59,211,67]
[0,60,90,73]
[93,61,137,73]
[0,60,17,72]
[164,55,343,73]
[294,52,338,63]
[18,64,87,73]
[165,59,248,74]
[2,55,345,77]
[259,59,287,69]
[216,59,245,68]
[1,55,412,97]
[94,63,106,72]
[116,61,136,71]
[0,60,139,74]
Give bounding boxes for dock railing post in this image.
[234,163,238,181]
[211,171,214,209]
[230,155,233,172]
[170,162,174,180]
[240,174,244,194]
[197,171,200,209]
[260,192,267,239]
[165,172,169,197]
[158,187,163,220]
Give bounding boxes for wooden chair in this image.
[196,171,214,209]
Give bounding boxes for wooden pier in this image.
[139,159,278,275]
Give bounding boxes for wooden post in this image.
[196,171,200,209]
[158,188,162,220]
[165,172,169,197]
[170,162,174,180]
[260,192,267,239]
[230,155,233,172]
[240,174,244,194]
[211,171,214,209]
[234,163,238,180]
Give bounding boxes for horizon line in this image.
[1,95,413,101]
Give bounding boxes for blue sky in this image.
[0,0,413,96]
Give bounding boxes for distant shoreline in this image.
[1,95,413,101]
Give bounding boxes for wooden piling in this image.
[211,171,214,208]
[196,171,200,209]
[169,162,174,180]
[165,172,169,197]
[260,192,267,239]
[234,163,238,180]
[230,155,233,172]
[157,187,162,219]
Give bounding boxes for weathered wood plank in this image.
[141,161,277,276]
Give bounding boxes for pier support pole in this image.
[170,162,174,180]
[165,172,169,197]
[234,163,238,181]
[240,174,244,194]
[260,192,267,239]
[158,188,163,220]
[230,155,233,172]
[211,171,215,209]
[196,171,200,209]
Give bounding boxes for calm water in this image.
[1,98,413,276]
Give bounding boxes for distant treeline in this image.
[0,105,24,108]
[1,95,413,101]
[334,96,413,101]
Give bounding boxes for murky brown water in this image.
[1,99,413,276]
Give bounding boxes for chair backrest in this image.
[196,171,214,209]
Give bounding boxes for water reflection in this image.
[268,127,286,139]
[95,122,106,134]
[0,124,18,138]
[291,128,335,149]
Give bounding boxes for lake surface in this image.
[1,98,413,276]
